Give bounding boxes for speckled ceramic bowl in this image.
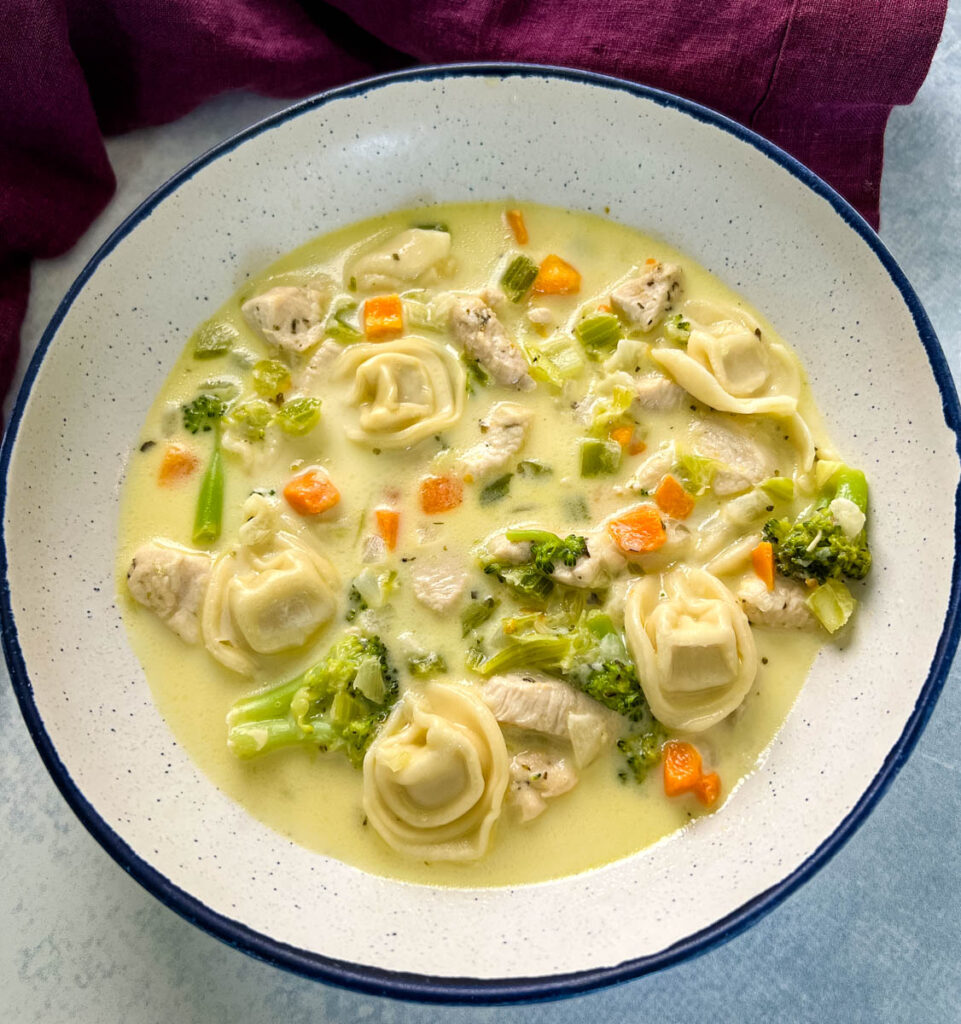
[2,66,959,1002]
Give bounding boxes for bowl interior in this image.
[3,68,958,998]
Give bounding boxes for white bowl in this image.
[2,65,959,1002]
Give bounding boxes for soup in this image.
[117,202,871,887]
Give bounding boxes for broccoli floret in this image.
[576,659,651,722]
[617,722,667,785]
[182,393,228,433]
[482,530,589,602]
[762,465,871,583]
[344,585,368,622]
[226,634,399,766]
[483,561,556,602]
[529,533,589,574]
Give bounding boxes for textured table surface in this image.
[3,9,959,1022]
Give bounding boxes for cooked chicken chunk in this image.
[483,672,618,767]
[458,402,533,480]
[448,296,534,390]
[632,373,686,411]
[410,552,469,613]
[691,416,775,496]
[508,750,578,822]
[241,285,329,355]
[738,576,816,629]
[127,541,211,643]
[623,441,676,494]
[610,262,682,331]
[483,531,531,563]
[350,228,451,291]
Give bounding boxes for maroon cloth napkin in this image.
[0,0,946,412]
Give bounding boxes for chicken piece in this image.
[458,401,534,481]
[294,339,343,392]
[691,416,775,496]
[410,551,469,613]
[507,750,578,822]
[550,528,626,588]
[448,296,534,390]
[695,489,771,560]
[241,285,329,355]
[631,373,686,412]
[127,541,211,643]
[483,672,618,767]
[483,531,531,564]
[350,228,452,291]
[738,576,816,629]
[622,441,676,494]
[610,262,683,331]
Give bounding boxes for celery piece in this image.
[403,298,440,333]
[761,476,795,501]
[200,378,241,401]
[663,313,691,344]
[193,319,237,359]
[461,596,500,637]
[252,359,291,397]
[579,438,621,477]
[463,355,491,394]
[525,333,585,386]
[276,397,322,436]
[326,301,362,343]
[589,384,634,437]
[479,473,512,505]
[407,652,448,677]
[574,313,622,356]
[225,399,272,441]
[501,255,538,303]
[518,459,553,478]
[473,634,572,677]
[193,443,224,544]
[676,452,717,494]
[805,579,856,633]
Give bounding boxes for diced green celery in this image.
[353,657,385,703]
[525,333,585,386]
[676,452,718,494]
[225,400,272,441]
[805,579,856,633]
[403,298,439,332]
[761,476,795,501]
[193,319,237,359]
[200,378,241,401]
[472,634,572,676]
[574,313,622,355]
[500,255,538,303]
[463,355,491,393]
[276,397,322,436]
[663,313,691,343]
[518,459,553,478]
[479,474,512,505]
[407,652,447,677]
[589,385,634,437]
[461,596,500,636]
[579,438,621,477]
[252,359,291,397]
[326,301,362,343]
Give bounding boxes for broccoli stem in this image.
[830,466,869,514]
[504,528,561,545]
[474,634,572,676]
[192,432,224,544]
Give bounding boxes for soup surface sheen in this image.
[117,202,853,887]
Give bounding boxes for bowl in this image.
[2,65,959,1003]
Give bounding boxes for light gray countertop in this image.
[3,8,959,1021]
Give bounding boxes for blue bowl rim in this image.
[2,62,959,1005]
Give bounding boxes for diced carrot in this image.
[609,425,634,449]
[628,439,647,456]
[597,302,612,313]
[654,474,695,520]
[694,772,721,807]
[663,741,703,797]
[645,256,657,265]
[363,294,403,339]
[505,209,528,245]
[531,254,581,295]
[157,443,199,485]
[283,468,340,515]
[375,508,400,551]
[607,504,667,554]
[419,475,463,514]
[752,540,776,591]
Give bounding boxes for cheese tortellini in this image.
[624,566,757,732]
[349,228,452,291]
[362,682,510,862]
[337,336,466,448]
[653,306,801,418]
[202,496,339,675]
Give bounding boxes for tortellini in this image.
[652,307,801,418]
[202,497,339,674]
[337,336,465,448]
[362,682,510,862]
[624,566,757,732]
[349,228,452,291]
